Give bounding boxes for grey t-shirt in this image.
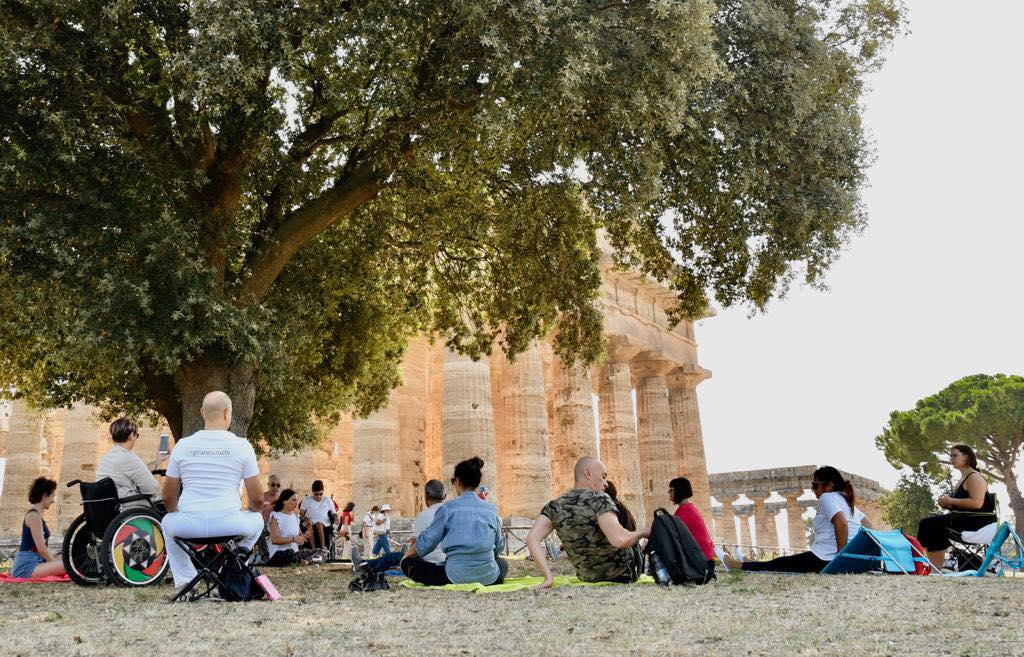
[413,503,446,564]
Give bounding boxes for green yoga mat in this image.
[401,574,655,593]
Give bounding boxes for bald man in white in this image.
[161,391,265,591]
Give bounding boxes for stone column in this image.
[734,502,753,548]
[443,349,498,504]
[397,338,430,516]
[752,495,779,548]
[0,400,45,537]
[666,364,713,523]
[55,405,105,530]
[423,340,445,481]
[268,449,315,493]
[720,501,738,545]
[351,390,402,516]
[711,505,725,544]
[632,352,677,522]
[40,408,67,483]
[491,342,552,518]
[596,342,644,527]
[784,492,808,550]
[328,414,354,506]
[549,356,597,498]
[0,399,11,458]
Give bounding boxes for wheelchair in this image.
[61,473,169,587]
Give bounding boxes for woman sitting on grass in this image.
[605,481,637,531]
[723,466,871,573]
[266,489,310,567]
[400,457,508,586]
[670,477,716,572]
[11,477,66,579]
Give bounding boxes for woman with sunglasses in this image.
[916,444,993,570]
[723,466,870,573]
[400,456,508,586]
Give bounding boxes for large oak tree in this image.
[1,0,904,449]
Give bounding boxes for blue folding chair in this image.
[821,528,935,575]
[959,523,1024,577]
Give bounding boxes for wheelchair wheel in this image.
[62,513,105,586]
[99,508,168,587]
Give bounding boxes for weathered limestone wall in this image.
[633,354,676,521]
[492,342,552,518]
[0,400,45,536]
[549,357,597,498]
[55,405,105,530]
[423,341,445,481]
[596,359,645,527]
[351,390,402,515]
[667,365,713,522]
[397,338,430,515]
[442,349,498,504]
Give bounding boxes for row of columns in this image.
[0,336,713,536]
[713,492,810,550]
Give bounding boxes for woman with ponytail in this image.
[723,466,871,573]
[401,456,509,586]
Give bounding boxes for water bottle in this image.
[650,553,671,587]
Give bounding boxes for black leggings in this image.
[400,555,510,586]
[917,512,996,551]
[741,550,828,573]
[265,549,300,567]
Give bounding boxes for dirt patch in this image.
[1,561,1021,657]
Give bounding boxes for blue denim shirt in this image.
[416,491,505,584]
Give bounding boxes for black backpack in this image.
[217,551,266,602]
[645,508,715,586]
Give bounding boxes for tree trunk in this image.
[175,356,259,440]
[1001,468,1024,538]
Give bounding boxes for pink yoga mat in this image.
[0,572,71,584]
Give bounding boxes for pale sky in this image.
[697,0,1024,492]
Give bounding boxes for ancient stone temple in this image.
[708,466,887,550]
[0,251,715,537]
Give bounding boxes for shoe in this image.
[351,546,363,575]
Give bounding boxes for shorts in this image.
[12,551,46,578]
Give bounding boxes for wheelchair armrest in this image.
[119,493,152,504]
[151,469,166,477]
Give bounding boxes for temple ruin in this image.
[0,250,715,537]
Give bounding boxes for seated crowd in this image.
[8,387,991,591]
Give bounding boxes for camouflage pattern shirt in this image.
[541,489,637,582]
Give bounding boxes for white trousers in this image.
[162,509,264,588]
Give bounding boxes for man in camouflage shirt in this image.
[525,456,649,587]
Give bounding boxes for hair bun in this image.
[469,456,484,470]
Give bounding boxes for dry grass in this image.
[1,558,1022,657]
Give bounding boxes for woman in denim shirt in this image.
[401,457,508,586]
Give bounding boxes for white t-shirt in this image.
[268,511,300,558]
[372,512,390,535]
[166,429,259,513]
[811,492,866,561]
[300,495,334,524]
[413,503,445,564]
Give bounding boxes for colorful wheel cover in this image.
[111,516,167,584]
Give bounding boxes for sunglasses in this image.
[810,481,827,489]
[269,483,281,488]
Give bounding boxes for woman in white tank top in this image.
[267,489,310,566]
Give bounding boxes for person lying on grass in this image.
[525,456,650,589]
[721,466,872,573]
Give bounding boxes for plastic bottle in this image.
[650,553,671,587]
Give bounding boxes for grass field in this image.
[1,558,1021,657]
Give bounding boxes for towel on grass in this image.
[402,574,655,593]
[0,572,71,584]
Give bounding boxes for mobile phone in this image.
[158,434,170,454]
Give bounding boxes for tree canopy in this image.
[880,468,939,535]
[1,0,905,449]
[877,374,1024,536]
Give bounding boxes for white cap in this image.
[381,504,392,511]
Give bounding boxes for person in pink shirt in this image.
[669,477,716,569]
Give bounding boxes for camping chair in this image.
[170,535,249,602]
[822,528,937,575]
[955,523,1024,578]
[946,494,998,572]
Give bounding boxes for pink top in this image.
[674,502,715,560]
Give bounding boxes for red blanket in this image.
[0,572,71,583]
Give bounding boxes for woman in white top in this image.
[266,489,310,567]
[724,466,871,573]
